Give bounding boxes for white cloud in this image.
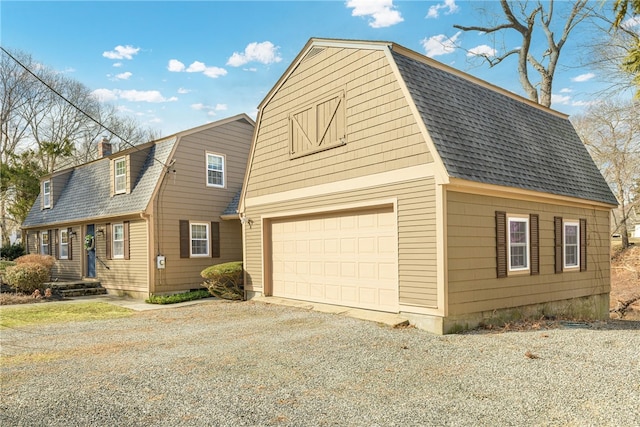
[467,44,496,57]
[115,72,132,80]
[560,88,573,93]
[622,16,640,29]
[421,32,461,57]
[346,0,404,28]
[571,73,595,83]
[91,88,118,102]
[169,59,227,78]
[227,41,282,67]
[551,94,571,105]
[103,45,140,60]
[177,87,191,94]
[113,62,123,68]
[426,0,459,19]
[191,103,228,112]
[243,67,258,72]
[91,88,177,103]
[571,100,599,107]
[168,59,186,72]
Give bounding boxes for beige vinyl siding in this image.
[244,177,438,308]
[446,191,611,316]
[95,219,148,291]
[51,226,82,280]
[152,119,252,293]
[246,47,433,199]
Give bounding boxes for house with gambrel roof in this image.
[22,114,254,298]
[238,38,618,334]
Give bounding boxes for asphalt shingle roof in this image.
[392,49,618,206]
[22,137,176,228]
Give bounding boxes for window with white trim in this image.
[60,229,69,259]
[206,154,224,187]
[564,221,580,269]
[190,222,209,256]
[43,180,51,208]
[508,216,529,272]
[114,157,126,194]
[113,223,124,259]
[41,231,49,255]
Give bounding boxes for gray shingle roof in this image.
[222,189,242,217]
[392,49,618,206]
[22,137,176,228]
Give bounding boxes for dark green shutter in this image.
[180,220,190,258]
[106,223,112,260]
[123,221,130,260]
[580,218,587,272]
[496,211,507,278]
[554,217,563,273]
[530,214,539,275]
[211,222,220,258]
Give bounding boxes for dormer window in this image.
[43,180,51,208]
[114,157,126,194]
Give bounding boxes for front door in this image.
[86,224,96,278]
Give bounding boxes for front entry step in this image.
[45,281,107,298]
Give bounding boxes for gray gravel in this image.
[1,299,639,426]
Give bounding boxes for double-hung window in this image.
[43,180,51,208]
[60,229,69,259]
[191,222,209,257]
[508,216,529,272]
[206,154,224,187]
[564,221,580,269]
[114,158,126,194]
[41,231,49,255]
[113,223,124,259]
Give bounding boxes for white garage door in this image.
[270,206,398,312]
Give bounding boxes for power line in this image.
[0,46,170,169]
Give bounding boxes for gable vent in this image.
[302,47,325,63]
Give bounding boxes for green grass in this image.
[145,289,211,305]
[0,302,133,329]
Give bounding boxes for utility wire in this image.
[1,46,170,169]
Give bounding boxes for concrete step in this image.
[47,281,102,291]
[59,287,108,298]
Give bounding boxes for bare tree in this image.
[454,0,592,107]
[0,48,160,244]
[571,100,640,248]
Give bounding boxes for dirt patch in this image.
[610,246,640,320]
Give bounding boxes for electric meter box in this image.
[156,255,166,269]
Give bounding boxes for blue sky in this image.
[1,1,630,137]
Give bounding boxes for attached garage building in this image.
[238,39,617,334]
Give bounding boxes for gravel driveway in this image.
[1,299,639,426]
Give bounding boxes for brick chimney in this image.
[97,137,112,158]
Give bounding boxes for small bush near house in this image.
[15,254,55,270]
[1,243,25,261]
[201,261,244,301]
[4,262,51,294]
[146,290,211,305]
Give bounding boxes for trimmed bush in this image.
[1,242,25,261]
[15,254,55,270]
[201,261,244,300]
[4,262,51,293]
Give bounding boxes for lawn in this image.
[0,302,133,329]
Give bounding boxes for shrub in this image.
[1,242,25,261]
[4,262,51,293]
[15,254,55,270]
[146,290,211,305]
[201,261,244,300]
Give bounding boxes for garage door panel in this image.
[271,207,399,312]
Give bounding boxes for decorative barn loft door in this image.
[290,91,345,158]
